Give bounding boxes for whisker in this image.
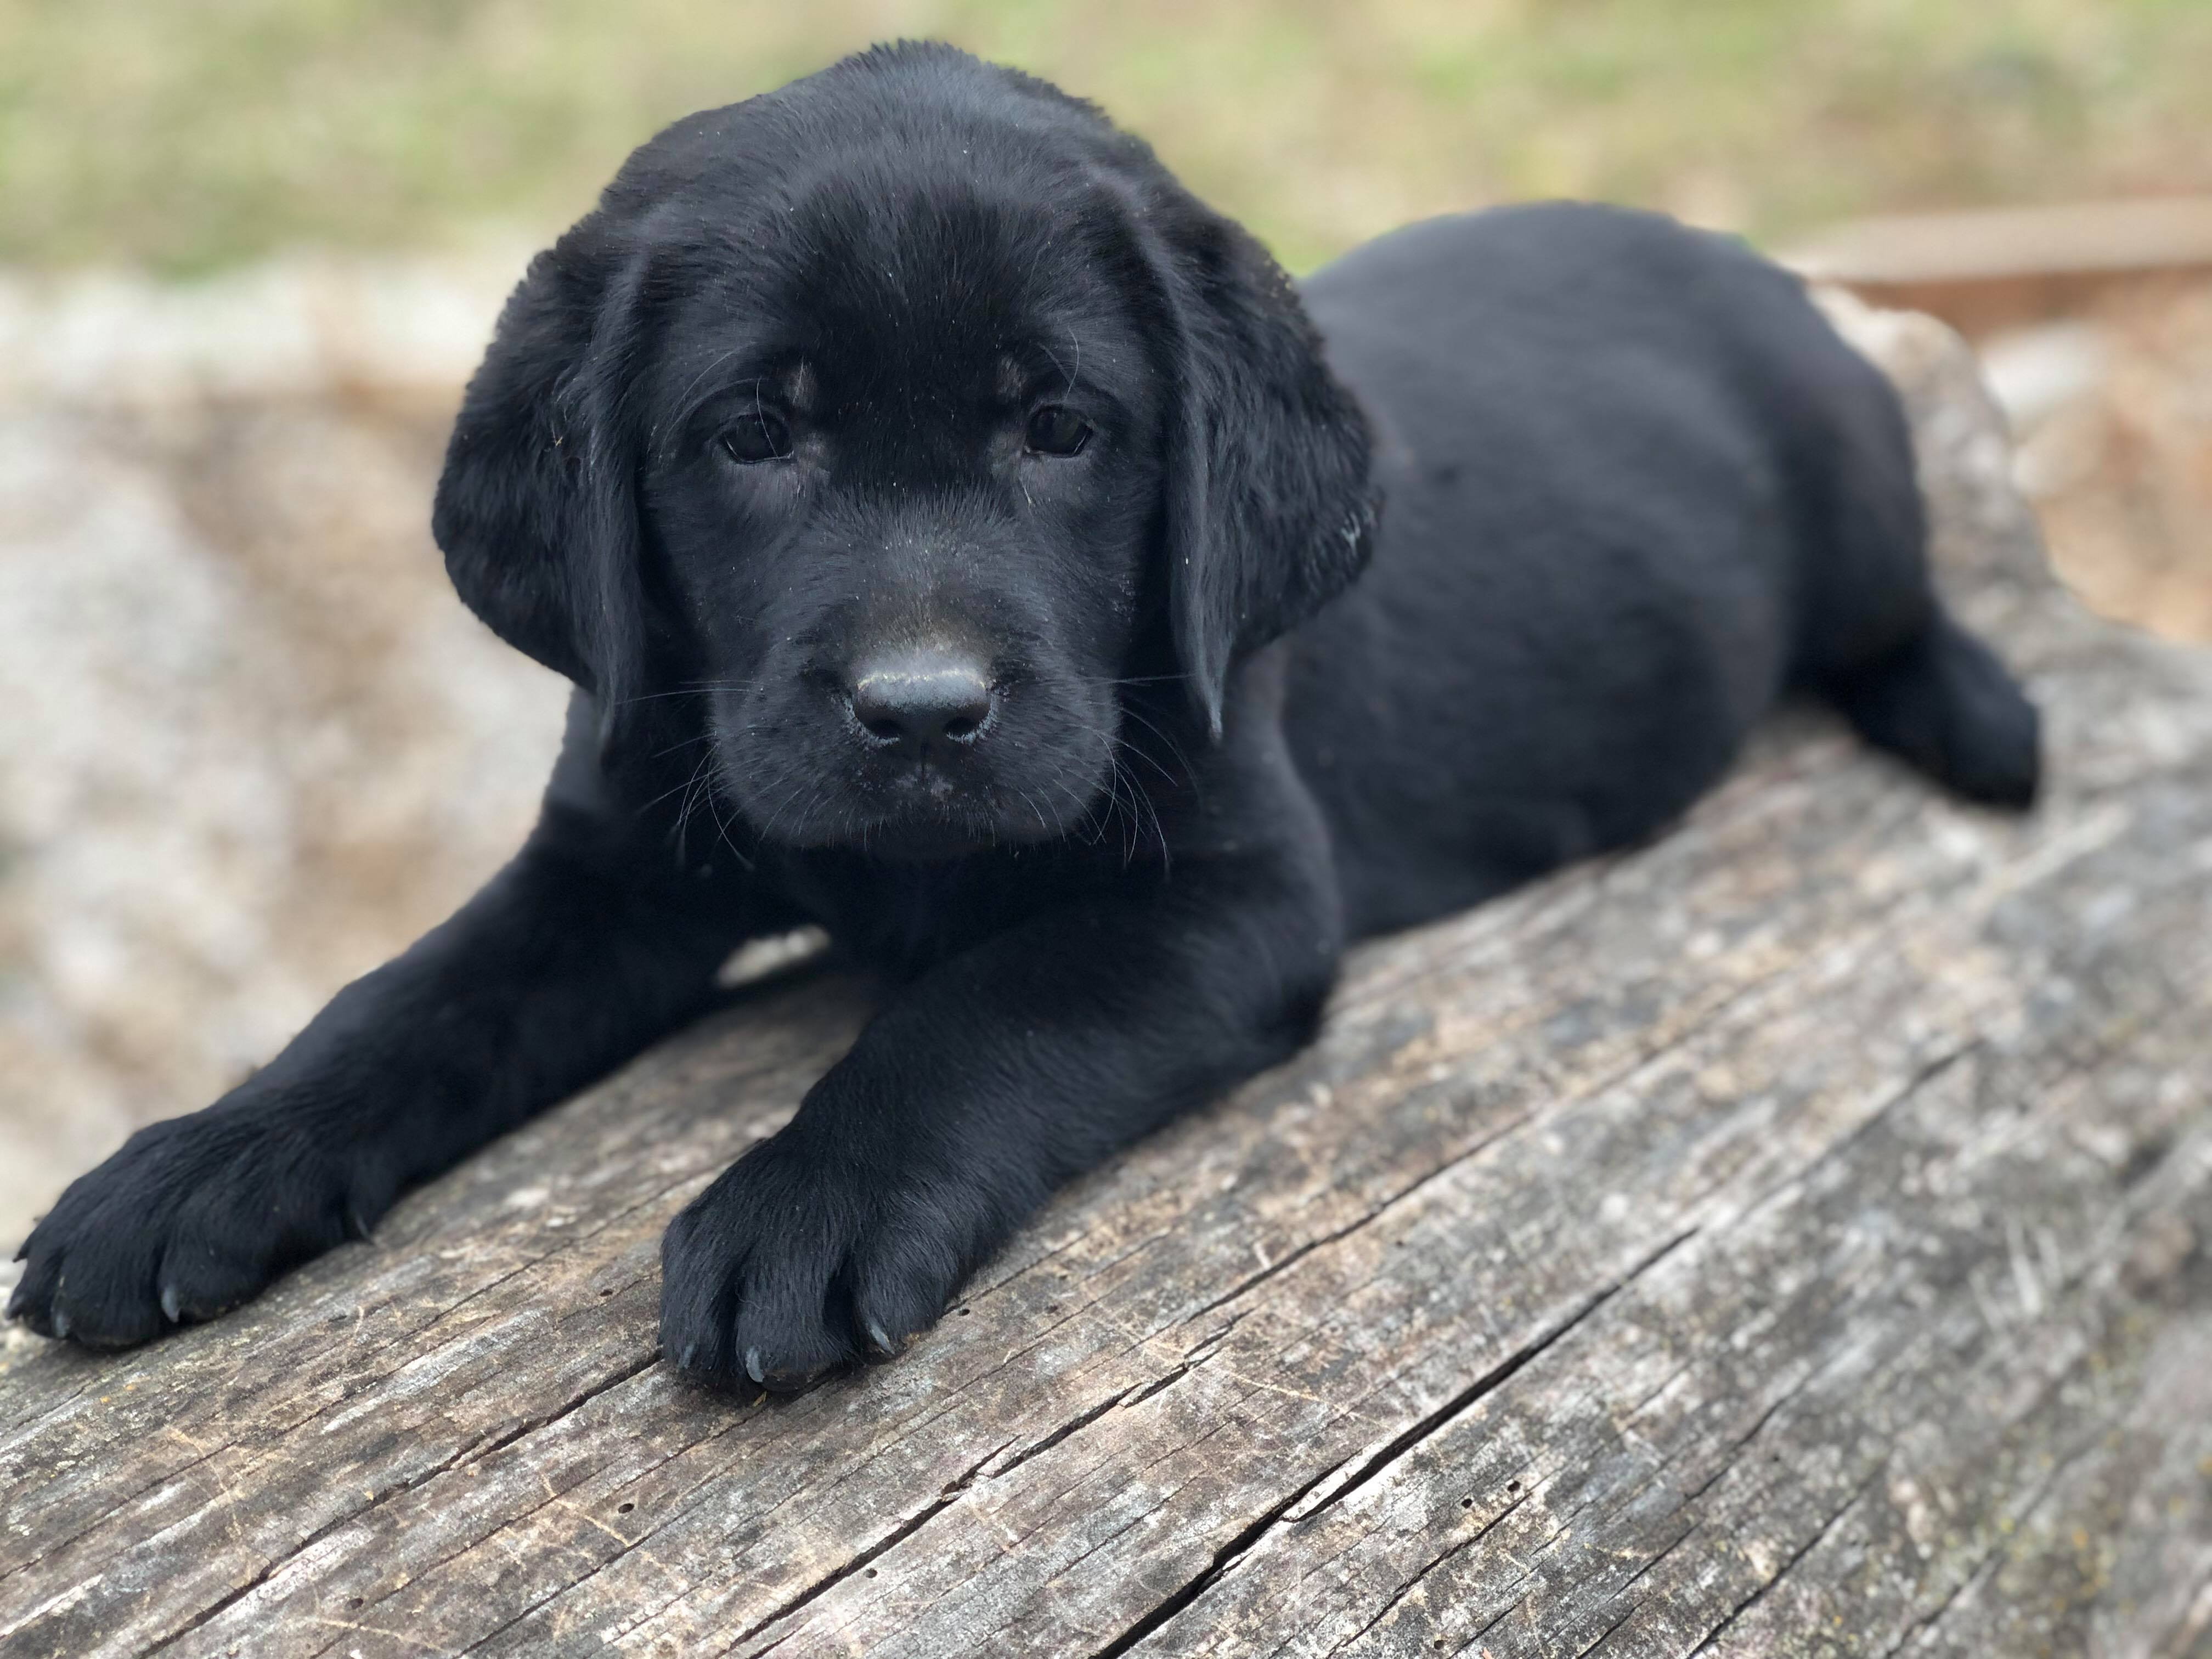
[639,747,719,815]
[1014,788,1053,839]
[668,747,719,860]
[611,679,763,709]
[701,769,754,869]
[651,730,716,761]
[1114,704,1194,783]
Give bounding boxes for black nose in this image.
[849,650,996,752]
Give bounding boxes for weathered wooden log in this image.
[3,298,2209,1659]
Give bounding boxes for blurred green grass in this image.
[3,0,2209,276]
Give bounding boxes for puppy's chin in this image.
[859,815,1004,864]
[735,780,1110,864]
[815,789,1100,862]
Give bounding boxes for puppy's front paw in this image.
[659,1127,995,1395]
[8,1104,377,1349]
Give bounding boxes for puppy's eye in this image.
[720,410,793,464]
[1024,405,1091,457]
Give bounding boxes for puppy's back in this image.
[1288,205,1948,933]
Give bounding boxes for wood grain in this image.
[4,301,2208,1658]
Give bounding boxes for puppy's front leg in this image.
[661,845,1342,1391]
[10,704,776,1348]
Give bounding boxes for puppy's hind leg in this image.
[1825,608,2041,809]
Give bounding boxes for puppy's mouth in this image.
[844,765,1076,861]
[726,757,1088,862]
[862,813,1000,862]
[710,682,1118,861]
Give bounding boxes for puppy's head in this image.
[435,43,1376,861]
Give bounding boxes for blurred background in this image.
[3,0,2210,1251]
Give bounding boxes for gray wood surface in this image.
[3,302,2209,1658]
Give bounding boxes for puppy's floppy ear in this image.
[1156,211,1379,739]
[433,220,649,713]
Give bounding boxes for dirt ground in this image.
[0,257,2207,1254]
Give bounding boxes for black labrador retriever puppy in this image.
[10,42,2038,1388]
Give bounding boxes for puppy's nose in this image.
[849,650,995,751]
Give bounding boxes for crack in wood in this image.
[1465,1587,1530,1653]
[1323,1492,1533,1656]
[1174,1111,1541,1330]
[1613,1522,1698,1598]
[1668,1360,1827,1513]
[1115,1363,1197,1411]
[1681,1465,1889,1656]
[654,1307,1263,1650]
[1080,1228,1704,1658]
[1574,1598,1642,1657]
[1084,1465,1347,1659]
[1876,1530,2009,1658]
[1297,1226,1705,1528]
[712,1441,1011,1656]
[302,1376,770,1659]
[146,1348,662,1657]
[979,1392,1132,1485]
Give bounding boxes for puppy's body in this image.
[12,46,2036,1381]
[1292,206,2025,933]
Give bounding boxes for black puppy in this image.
[10,43,2038,1387]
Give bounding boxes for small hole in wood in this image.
[347,1598,363,1610]
[618,1502,635,1513]
[866,1567,879,1578]
[599,1287,614,1297]
[957,1307,971,1317]
[1507,1480,1520,1492]
[1460,1497,1474,1509]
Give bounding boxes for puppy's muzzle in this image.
[848,647,997,759]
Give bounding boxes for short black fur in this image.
[12,44,2038,1385]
